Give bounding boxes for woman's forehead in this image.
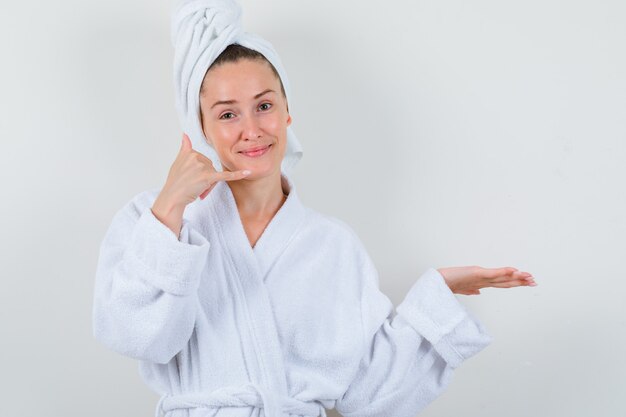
[202,60,280,99]
[205,60,275,85]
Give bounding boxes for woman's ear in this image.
[284,98,291,126]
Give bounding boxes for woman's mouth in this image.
[239,144,272,157]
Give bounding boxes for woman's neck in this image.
[227,170,287,219]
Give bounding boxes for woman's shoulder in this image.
[297,208,376,291]
[306,208,358,235]
[300,207,368,253]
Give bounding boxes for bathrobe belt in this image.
[155,382,327,417]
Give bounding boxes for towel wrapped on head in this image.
[170,0,303,174]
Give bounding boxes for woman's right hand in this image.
[151,133,251,237]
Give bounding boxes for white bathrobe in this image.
[92,173,492,417]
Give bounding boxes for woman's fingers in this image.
[478,267,537,289]
[484,268,532,283]
[490,278,536,288]
[480,267,516,279]
[525,276,537,286]
[199,183,216,200]
[211,169,252,182]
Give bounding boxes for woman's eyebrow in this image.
[211,89,276,109]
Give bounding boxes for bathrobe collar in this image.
[210,171,307,281]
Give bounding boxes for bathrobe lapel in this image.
[209,173,307,415]
[252,174,308,281]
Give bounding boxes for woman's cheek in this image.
[215,124,234,138]
[272,117,284,131]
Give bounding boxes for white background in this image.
[1,0,624,416]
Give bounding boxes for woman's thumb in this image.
[180,133,192,152]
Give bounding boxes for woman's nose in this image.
[242,115,262,140]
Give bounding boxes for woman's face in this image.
[199,59,291,179]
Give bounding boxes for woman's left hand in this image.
[437,266,537,295]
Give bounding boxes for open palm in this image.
[437,266,537,295]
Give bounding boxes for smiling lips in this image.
[239,144,271,157]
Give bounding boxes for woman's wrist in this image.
[437,268,456,293]
[151,196,185,238]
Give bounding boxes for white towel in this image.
[170,0,303,174]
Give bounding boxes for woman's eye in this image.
[259,102,272,111]
[219,112,235,120]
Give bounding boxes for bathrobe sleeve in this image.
[335,252,492,417]
[92,194,211,364]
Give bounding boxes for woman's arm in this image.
[92,195,210,364]
[335,259,492,417]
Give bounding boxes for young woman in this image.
[93,3,536,417]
